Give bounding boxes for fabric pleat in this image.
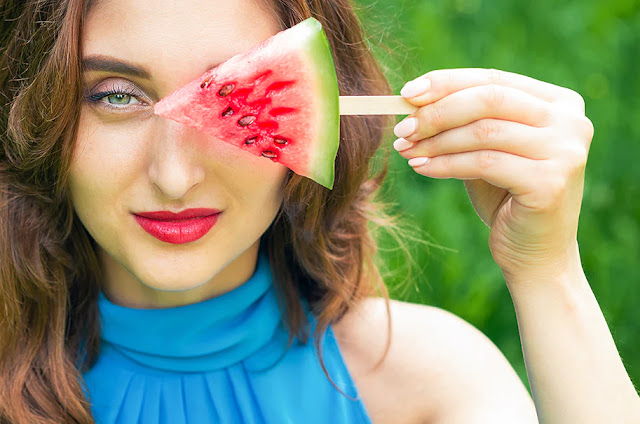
[81,249,372,423]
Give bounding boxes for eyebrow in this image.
[82,55,152,79]
[82,55,223,80]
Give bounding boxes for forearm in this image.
[504,243,640,424]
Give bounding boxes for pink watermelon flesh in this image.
[154,18,340,189]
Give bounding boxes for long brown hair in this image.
[0,0,416,422]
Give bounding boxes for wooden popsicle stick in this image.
[339,95,418,116]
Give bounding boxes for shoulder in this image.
[332,297,539,424]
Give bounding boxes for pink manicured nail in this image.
[408,157,430,167]
[394,117,417,138]
[393,138,414,151]
[400,78,431,98]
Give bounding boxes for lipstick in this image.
[133,208,221,244]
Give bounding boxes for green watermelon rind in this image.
[299,18,340,190]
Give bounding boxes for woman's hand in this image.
[393,68,594,280]
[393,69,640,423]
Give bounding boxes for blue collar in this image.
[97,252,290,372]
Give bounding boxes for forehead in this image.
[82,0,281,89]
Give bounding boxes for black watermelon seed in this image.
[274,137,288,145]
[218,84,235,97]
[262,150,277,159]
[200,76,213,88]
[221,107,234,117]
[245,136,258,145]
[238,115,256,126]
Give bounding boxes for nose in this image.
[148,119,206,200]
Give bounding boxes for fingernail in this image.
[393,138,414,151]
[408,157,430,167]
[394,117,417,138]
[400,78,431,98]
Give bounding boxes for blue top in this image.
[81,251,373,423]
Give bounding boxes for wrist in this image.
[503,243,592,335]
[501,240,586,292]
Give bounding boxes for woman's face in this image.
[69,0,287,307]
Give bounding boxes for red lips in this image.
[133,208,222,244]
[134,208,222,221]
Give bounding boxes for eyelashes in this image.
[85,81,149,111]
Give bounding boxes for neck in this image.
[99,240,261,309]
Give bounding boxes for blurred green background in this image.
[357,0,640,392]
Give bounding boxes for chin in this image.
[131,260,217,292]
[139,272,214,293]
[142,282,206,293]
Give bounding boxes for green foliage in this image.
[358,0,640,391]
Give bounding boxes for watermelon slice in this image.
[154,17,340,190]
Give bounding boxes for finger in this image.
[394,84,552,142]
[395,119,552,161]
[400,68,585,112]
[407,149,539,197]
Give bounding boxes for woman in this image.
[0,0,638,423]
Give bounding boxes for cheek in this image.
[68,110,145,219]
[203,133,289,204]
[77,112,146,169]
[215,153,288,238]
[227,154,289,205]
[249,163,289,225]
[71,109,145,184]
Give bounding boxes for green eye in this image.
[107,93,135,105]
[85,84,146,111]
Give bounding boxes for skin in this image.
[68,0,640,422]
[69,0,288,308]
[381,70,640,422]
